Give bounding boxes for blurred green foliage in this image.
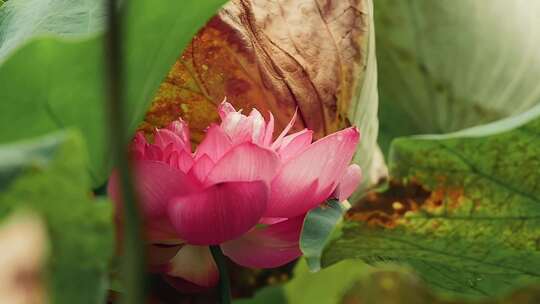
[0,131,113,304]
[0,0,228,187]
[238,260,540,304]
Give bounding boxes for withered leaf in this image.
[141,0,371,143]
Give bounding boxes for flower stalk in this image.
[210,245,231,304]
[105,0,145,303]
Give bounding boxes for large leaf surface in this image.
[0,0,105,60]
[0,0,228,186]
[322,105,540,297]
[236,259,368,304]
[375,0,540,151]
[0,130,113,304]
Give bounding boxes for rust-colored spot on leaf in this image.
[423,187,464,212]
[347,180,465,228]
[346,181,430,228]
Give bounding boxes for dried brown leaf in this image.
[140,0,370,143]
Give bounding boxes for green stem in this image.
[105,1,146,303]
[210,245,232,304]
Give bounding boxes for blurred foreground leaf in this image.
[375,0,540,151]
[238,261,540,304]
[322,105,540,297]
[235,259,368,304]
[0,0,228,186]
[0,131,113,304]
[0,212,48,304]
[0,0,105,60]
[341,267,540,304]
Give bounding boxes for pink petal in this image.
[161,144,178,166]
[205,142,279,186]
[247,108,266,144]
[135,161,200,218]
[108,160,199,219]
[131,132,148,160]
[145,218,181,242]
[168,181,268,245]
[259,217,288,225]
[334,164,362,201]
[266,127,360,217]
[144,144,163,161]
[218,100,236,120]
[165,245,219,287]
[165,151,180,169]
[188,154,215,183]
[166,150,194,172]
[177,150,195,173]
[276,129,313,163]
[229,115,255,145]
[271,109,297,150]
[263,112,275,146]
[222,216,304,268]
[221,111,245,139]
[154,129,189,153]
[166,119,190,149]
[218,101,268,146]
[265,179,320,218]
[195,124,233,162]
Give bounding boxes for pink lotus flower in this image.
[108,101,361,288]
